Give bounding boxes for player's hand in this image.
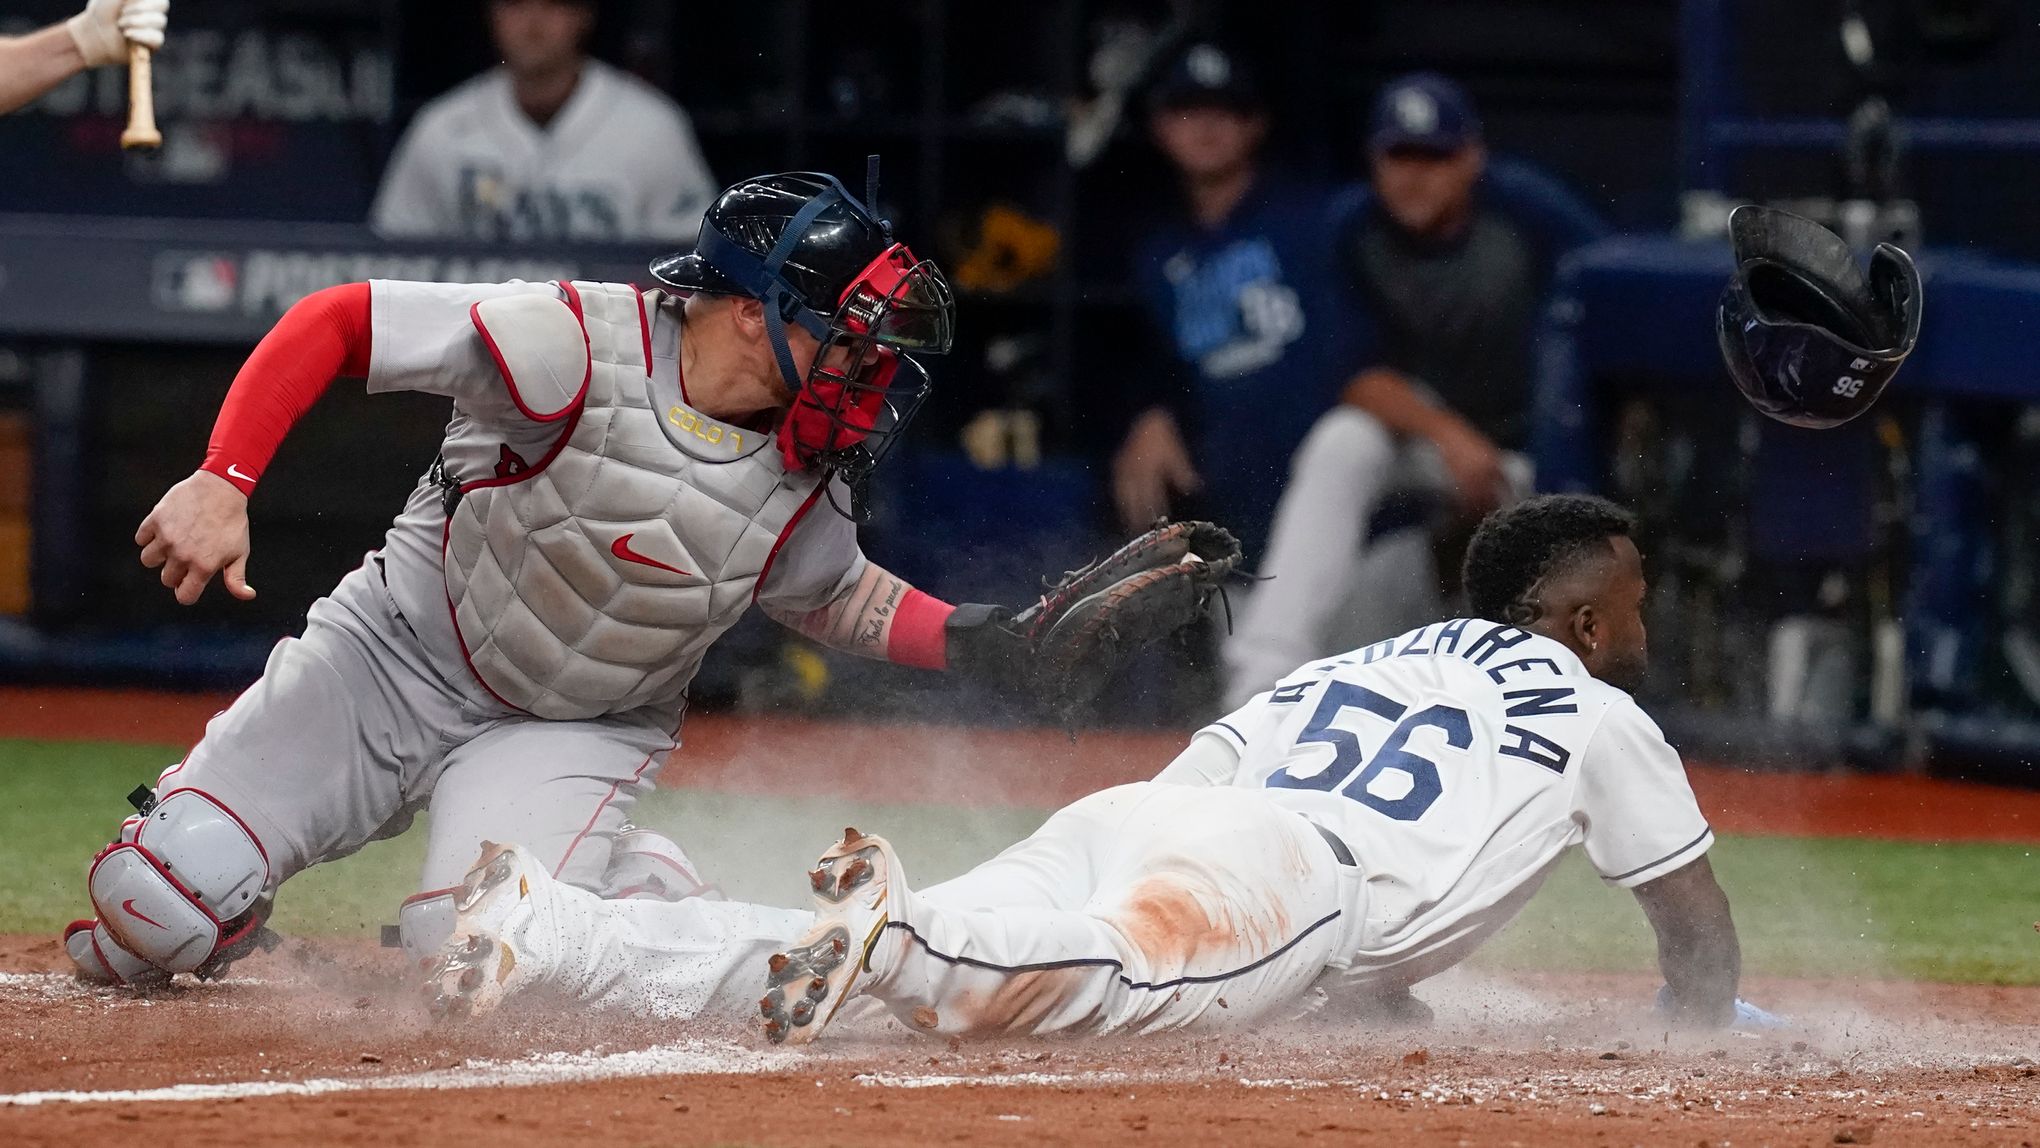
[1112,408,1202,531]
[136,469,256,606]
[67,0,169,68]
[1430,423,1508,515]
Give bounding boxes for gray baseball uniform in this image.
[148,278,857,959]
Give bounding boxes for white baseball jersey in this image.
[370,60,716,243]
[1202,618,1712,988]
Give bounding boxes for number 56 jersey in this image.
[1206,618,1713,989]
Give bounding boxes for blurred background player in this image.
[1224,72,1607,705]
[370,0,715,242]
[0,0,167,115]
[1108,43,1359,564]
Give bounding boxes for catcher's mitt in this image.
[947,520,1242,716]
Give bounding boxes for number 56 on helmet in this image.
[1715,204,1922,429]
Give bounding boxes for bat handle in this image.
[121,44,161,150]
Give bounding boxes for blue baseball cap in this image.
[1147,43,1261,113]
[1368,72,1481,155]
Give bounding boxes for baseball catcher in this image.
[65,168,1231,1002]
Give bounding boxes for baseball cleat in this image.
[760,827,905,1046]
[422,841,552,1020]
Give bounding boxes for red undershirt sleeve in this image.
[198,282,373,496]
[885,587,956,670]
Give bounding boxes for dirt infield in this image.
[4,934,2037,1148]
[7,685,2040,843]
[7,687,2040,1145]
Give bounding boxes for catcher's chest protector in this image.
[444,281,824,719]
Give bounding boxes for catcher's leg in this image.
[412,714,808,1017]
[69,571,454,985]
[396,709,678,963]
[767,783,1352,1043]
[1223,407,1403,706]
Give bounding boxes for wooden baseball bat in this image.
[121,43,161,150]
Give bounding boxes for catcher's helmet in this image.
[1716,204,1921,430]
[650,171,954,488]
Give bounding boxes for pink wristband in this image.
[886,588,955,670]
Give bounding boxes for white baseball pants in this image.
[859,782,1360,1037]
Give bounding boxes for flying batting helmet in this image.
[1716,204,1921,430]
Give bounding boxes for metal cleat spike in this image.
[840,858,870,889]
[768,952,791,976]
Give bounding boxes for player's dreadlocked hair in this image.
[1462,494,1636,625]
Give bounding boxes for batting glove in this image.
[1732,997,1788,1030]
[68,0,168,68]
[1654,984,1789,1031]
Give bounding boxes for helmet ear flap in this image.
[1866,242,1923,352]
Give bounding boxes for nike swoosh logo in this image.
[122,899,168,930]
[226,463,254,483]
[611,533,691,576]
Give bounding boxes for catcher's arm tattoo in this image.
[765,563,913,660]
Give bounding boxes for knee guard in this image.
[87,788,273,976]
[64,918,169,987]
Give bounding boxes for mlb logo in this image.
[151,252,240,313]
[1394,89,1439,134]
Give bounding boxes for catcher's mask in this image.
[650,168,955,504]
